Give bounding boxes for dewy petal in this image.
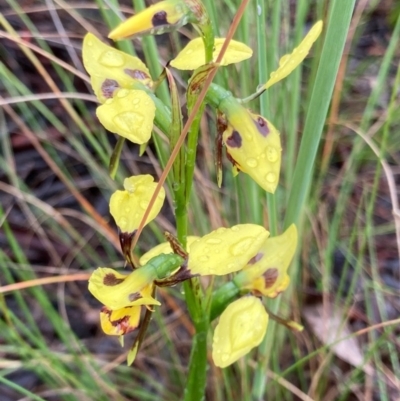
[88,267,160,309]
[96,89,155,144]
[223,105,282,193]
[109,0,192,40]
[212,296,268,368]
[82,33,152,104]
[239,224,298,298]
[139,236,200,266]
[188,224,269,276]
[170,37,252,70]
[263,21,323,90]
[109,175,165,233]
[100,305,141,335]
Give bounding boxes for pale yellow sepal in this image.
[100,305,141,335]
[188,224,269,276]
[97,89,155,144]
[263,21,323,90]
[212,296,268,368]
[223,109,281,193]
[82,33,152,104]
[240,224,298,298]
[109,175,165,233]
[170,38,252,70]
[139,236,200,265]
[88,267,160,310]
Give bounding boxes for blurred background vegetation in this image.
[0,0,399,400]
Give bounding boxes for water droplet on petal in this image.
[199,255,209,262]
[133,98,140,105]
[125,207,130,213]
[266,147,278,162]
[139,200,148,210]
[105,98,113,105]
[266,172,276,183]
[87,39,93,47]
[99,51,125,67]
[113,112,144,132]
[119,217,128,229]
[216,227,227,234]
[116,89,129,98]
[205,238,222,245]
[231,226,240,232]
[186,49,193,55]
[221,353,229,362]
[246,158,258,168]
[230,237,254,256]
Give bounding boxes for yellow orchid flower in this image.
[188,224,269,276]
[222,104,281,194]
[262,21,323,91]
[89,268,160,310]
[82,33,156,144]
[238,224,298,298]
[109,175,165,234]
[212,296,268,368]
[170,38,252,70]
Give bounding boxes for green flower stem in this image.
[181,16,214,401]
[209,281,240,321]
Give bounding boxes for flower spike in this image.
[212,296,268,368]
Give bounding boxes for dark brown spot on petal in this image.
[103,273,124,286]
[263,268,279,288]
[119,231,137,268]
[152,11,168,27]
[124,68,150,81]
[101,79,119,99]
[226,150,241,170]
[254,116,270,137]
[225,130,242,148]
[247,252,264,265]
[129,292,141,302]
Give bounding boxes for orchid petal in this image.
[188,224,269,276]
[96,89,155,144]
[212,296,268,368]
[170,38,252,70]
[82,33,152,104]
[263,21,323,90]
[109,175,165,233]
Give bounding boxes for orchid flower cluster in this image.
[83,0,322,368]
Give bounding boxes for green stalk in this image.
[182,16,214,401]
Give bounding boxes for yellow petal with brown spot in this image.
[82,33,152,103]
